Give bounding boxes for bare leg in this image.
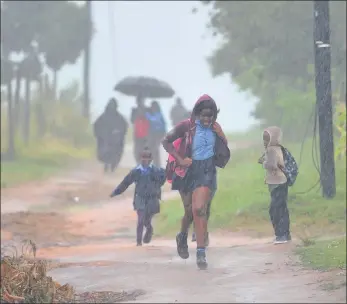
[179,191,193,233]
[192,186,210,248]
[192,186,210,269]
[176,190,193,260]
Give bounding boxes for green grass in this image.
[296,237,346,270]
[156,137,346,239]
[1,138,94,188]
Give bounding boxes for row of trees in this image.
[198,1,346,140]
[1,1,93,160]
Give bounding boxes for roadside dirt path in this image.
[1,143,345,303]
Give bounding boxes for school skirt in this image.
[171,156,217,194]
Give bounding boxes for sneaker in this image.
[143,227,153,244]
[176,232,189,259]
[274,236,288,245]
[191,232,196,242]
[196,249,208,270]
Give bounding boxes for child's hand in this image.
[179,157,192,168]
[258,155,265,164]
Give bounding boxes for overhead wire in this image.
[108,1,117,80]
[293,102,322,196]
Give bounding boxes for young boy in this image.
[110,147,166,246]
[258,126,291,244]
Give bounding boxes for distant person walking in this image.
[110,147,166,246]
[93,98,128,173]
[131,95,150,164]
[170,97,189,127]
[146,101,167,167]
[162,94,230,270]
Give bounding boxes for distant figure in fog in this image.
[146,101,167,166]
[131,95,150,164]
[93,98,128,173]
[170,97,189,127]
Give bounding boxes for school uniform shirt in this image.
[110,164,166,214]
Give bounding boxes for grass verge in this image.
[1,138,94,188]
[296,237,346,271]
[156,136,346,240]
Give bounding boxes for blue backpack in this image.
[280,146,299,187]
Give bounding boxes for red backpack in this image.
[134,116,150,138]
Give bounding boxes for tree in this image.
[199,1,346,138]
[37,1,92,100]
[1,58,15,159]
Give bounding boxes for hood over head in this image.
[191,94,218,122]
[105,98,118,114]
[263,126,282,146]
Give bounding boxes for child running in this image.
[110,147,166,246]
[162,94,230,269]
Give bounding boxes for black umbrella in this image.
[114,76,175,99]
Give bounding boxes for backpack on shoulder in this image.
[280,146,299,187]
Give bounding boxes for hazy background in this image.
[59,1,256,132]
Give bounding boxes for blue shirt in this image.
[192,120,216,160]
[145,112,166,132]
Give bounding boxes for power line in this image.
[108,1,117,79]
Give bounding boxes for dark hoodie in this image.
[93,100,128,163]
[162,94,230,176]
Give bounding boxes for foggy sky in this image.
[60,1,257,131]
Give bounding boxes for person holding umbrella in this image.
[130,95,150,164]
[114,76,175,164]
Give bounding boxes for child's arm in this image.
[110,169,137,197]
[263,148,278,171]
[156,168,167,186]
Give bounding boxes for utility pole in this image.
[313,0,336,198]
[83,0,91,121]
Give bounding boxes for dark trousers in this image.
[269,183,290,237]
[136,209,153,244]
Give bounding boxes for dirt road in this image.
[1,144,346,303]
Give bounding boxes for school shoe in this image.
[273,236,288,245]
[176,232,189,259]
[143,227,153,244]
[196,249,208,270]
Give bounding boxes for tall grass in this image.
[156,137,346,239]
[1,83,95,188]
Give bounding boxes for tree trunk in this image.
[36,76,46,138]
[53,69,57,101]
[14,67,22,132]
[6,79,16,160]
[83,0,91,121]
[23,77,31,144]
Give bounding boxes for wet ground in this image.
[1,143,346,303]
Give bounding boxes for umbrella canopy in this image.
[114,76,175,99]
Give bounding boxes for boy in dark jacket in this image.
[110,148,166,246]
